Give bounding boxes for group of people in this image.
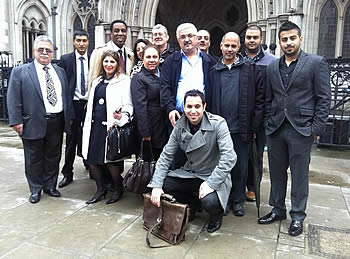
[7,18,331,237]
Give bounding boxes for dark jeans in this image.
[163,176,223,219]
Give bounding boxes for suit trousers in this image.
[266,120,314,221]
[163,176,223,218]
[229,133,249,206]
[61,100,87,176]
[22,113,64,194]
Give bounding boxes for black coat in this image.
[131,67,168,149]
[206,58,265,142]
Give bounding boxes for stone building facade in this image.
[0,0,349,65]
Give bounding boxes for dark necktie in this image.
[79,56,86,96]
[118,49,125,73]
[43,66,57,106]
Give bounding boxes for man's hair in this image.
[221,32,240,44]
[278,21,301,39]
[184,89,206,106]
[73,30,89,40]
[142,44,160,59]
[152,24,168,36]
[33,35,53,49]
[246,25,262,37]
[110,19,128,32]
[176,23,197,38]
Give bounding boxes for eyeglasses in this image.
[179,34,195,40]
[36,48,53,54]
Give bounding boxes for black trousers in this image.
[163,176,223,219]
[61,100,87,176]
[22,113,64,193]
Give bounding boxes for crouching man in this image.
[148,89,236,233]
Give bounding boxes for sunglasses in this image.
[36,48,53,54]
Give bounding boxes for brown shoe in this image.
[246,191,256,202]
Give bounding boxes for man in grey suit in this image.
[258,22,331,236]
[7,36,71,203]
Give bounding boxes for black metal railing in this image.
[0,51,13,121]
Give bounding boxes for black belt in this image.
[73,99,87,103]
[44,112,63,119]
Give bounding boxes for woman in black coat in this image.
[131,45,168,160]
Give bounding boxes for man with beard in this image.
[152,24,176,67]
[258,21,331,236]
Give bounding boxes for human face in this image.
[177,27,198,55]
[111,23,127,48]
[197,30,210,53]
[136,42,146,60]
[143,47,160,72]
[245,29,262,54]
[220,35,240,64]
[279,29,302,58]
[34,41,54,65]
[73,35,89,55]
[184,96,206,125]
[152,28,169,49]
[103,55,118,78]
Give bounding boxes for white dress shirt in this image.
[75,50,88,100]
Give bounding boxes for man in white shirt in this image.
[7,35,72,203]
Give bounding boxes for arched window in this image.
[87,15,96,54]
[342,4,350,57]
[318,0,337,58]
[73,16,83,31]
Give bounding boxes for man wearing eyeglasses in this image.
[7,35,72,204]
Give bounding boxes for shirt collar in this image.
[111,41,125,52]
[180,48,201,59]
[244,47,264,62]
[34,59,53,70]
[75,50,88,60]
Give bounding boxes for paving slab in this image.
[308,184,346,210]
[92,248,147,259]
[0,226,35,257]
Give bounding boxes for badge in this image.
[98,98,104,105]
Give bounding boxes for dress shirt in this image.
[34,59,63,113]
[279,55,298,89]
[75,50,88,100]
[176,49,205,112]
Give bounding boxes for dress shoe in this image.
[86,190,107,204]
[29,193,41,204]
[288,220,303,236]
[233,203,245,216]
[106,188,124,204]
[246,191,256,202]
[43,189,61,197]
[58,175,73,188]
[207,215,223,233]
[258,211,286,224]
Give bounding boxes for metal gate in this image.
[0,51,13,121]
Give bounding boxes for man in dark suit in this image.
[58,30,90,188]
[258,22,331,236]
[7,35,71,203]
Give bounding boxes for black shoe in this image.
[288,220,303,236]
[207,215,223,233]
[106,188,124,204]
[29,193,41,203]
[258,211,287,224]
[233,203,245,217]
[86,190,107,204]
[58,175,73,188]
[43,189,61,197]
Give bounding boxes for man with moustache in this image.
[258,21,331,236]
[7,36,71,203]
[197,29,218,62]
[152,24,175,66]
[206,32,264,217]
[58,30,90,188]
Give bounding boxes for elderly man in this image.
[206,32,264,217]
[149,89,236,233]
[89,19,133,82]
[259,21,331,236]
[152,24,175,66]
[7,36,72,203]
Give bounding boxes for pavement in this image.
[0,121,350,259]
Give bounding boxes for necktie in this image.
[118,49,125,73]
[43,66,57,106]
[79,56,86,96]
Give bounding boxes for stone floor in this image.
[0,122,349,258]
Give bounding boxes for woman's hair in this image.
[133,38,151,65]
[96,50,121,79]
[142,44,160,60]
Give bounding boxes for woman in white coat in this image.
[82,50,133,204]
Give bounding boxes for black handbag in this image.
[122,140,155,193]
[106,112,138,161]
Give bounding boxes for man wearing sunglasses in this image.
[7,35,72,204]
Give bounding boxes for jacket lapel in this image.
[274,59,284,90]
[185,113,213,153]
[27,62,43,100]
[286,51,307,91]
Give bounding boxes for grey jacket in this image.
[148,111,237,210]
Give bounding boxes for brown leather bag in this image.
[143,193,190,248]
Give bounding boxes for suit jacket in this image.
[265,50,331,136]
[7,61,72,139]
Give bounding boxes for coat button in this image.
[284,108,287,111]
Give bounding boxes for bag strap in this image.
[139,139,155,161]
[146,201,170,248]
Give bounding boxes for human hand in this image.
[168,110,181,127]
[12,124,23,136]
[312,132,318,139]
[151,188,164,207]
[253,132,256,139]
[113,108,122,120]
[143,137,151,141]
[199,181,214,199]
